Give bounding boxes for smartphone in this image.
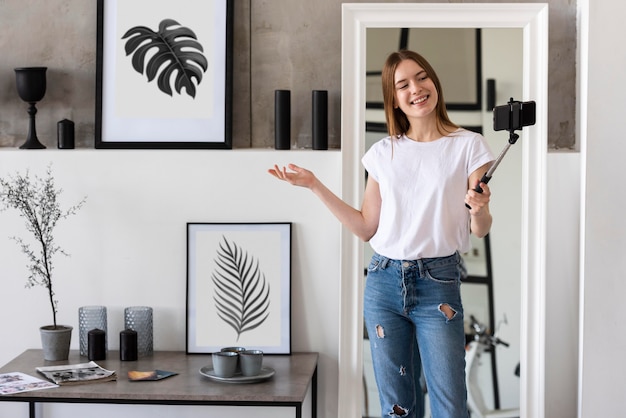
[493,100,536,131]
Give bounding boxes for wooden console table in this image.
[0,350,317,418]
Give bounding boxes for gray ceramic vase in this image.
[40,325,73,361]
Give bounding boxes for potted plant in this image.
[0,165,86,360]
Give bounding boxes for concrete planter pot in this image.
[40,325,73,361]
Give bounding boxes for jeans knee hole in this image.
[390,404,409,417]
[439,303,456,320]
[375,324,385,338]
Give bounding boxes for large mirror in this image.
[362,26,523,417]
[339,4,548,417]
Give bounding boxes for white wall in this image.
[579,0,626,416]
[0,150,341,417]
[546,152,580,418]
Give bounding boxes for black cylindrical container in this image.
[486,79,496,111]
[88,329,106,361]
[312,90,328,150]
[57,119,75,149]
[120,329,138,361]
[274,90,291,150]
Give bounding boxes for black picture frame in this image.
[95,0,233,149]
[186,222,292,354]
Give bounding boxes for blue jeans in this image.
[364,252,469,418]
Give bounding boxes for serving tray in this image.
[199,366,275,384]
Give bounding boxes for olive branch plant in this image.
[0,166,86,329]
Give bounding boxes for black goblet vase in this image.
[14,67,47,149]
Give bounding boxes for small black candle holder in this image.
[57,119,75,149]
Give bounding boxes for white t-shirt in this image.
[362,129,494,260]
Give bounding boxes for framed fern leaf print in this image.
[95,0,233,149]
[186,223,292,354]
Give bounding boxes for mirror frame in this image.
[339,3,548,417]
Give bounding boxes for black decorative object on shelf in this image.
[57,119,75,149]
[274,90,291,150]
[486,79,496,111]
[312,90,328,150]
[14,67,47,149]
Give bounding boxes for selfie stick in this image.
[465,130,519,209]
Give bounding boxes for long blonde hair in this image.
[381,50,458,138]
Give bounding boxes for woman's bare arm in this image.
[268,163,381,241]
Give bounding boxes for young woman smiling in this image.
[269,50,494,418]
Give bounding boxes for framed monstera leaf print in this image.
[186,223,291,354]
[95,0,233,148]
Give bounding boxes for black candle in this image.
[486,79,496,111]
[57,119,75,149]
[120,329,138,361]
[275,90,291,150]
[312,90,328,150]
[88,329,106,361]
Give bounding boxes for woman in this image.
[269,50,494,418]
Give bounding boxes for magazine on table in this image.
[0,372,58,395]
[36,361,117,385]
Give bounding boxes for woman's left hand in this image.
[465,181,491,216]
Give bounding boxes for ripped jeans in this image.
[364,252,469,418]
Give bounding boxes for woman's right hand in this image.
[268,164,317,189]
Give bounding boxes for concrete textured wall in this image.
[0,0,576,150]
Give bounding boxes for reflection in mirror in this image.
[339,4,548,417]
[361,26,523,417]
[366,28,482,110]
